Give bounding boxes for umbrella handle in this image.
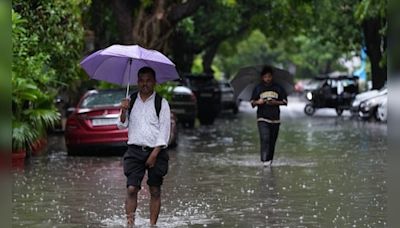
[126,84,130,99]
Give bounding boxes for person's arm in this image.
[117,98,130,129]
[146,99,171,168]
[250,98,266,107]
[265,99,287,106]
[146,147,161,168]
[250,85,264,108]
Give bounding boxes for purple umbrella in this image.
[80,44,179,97]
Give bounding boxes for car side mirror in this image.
[66,107,76,117]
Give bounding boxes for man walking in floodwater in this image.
[118,66,171,226]
[250,65,287,167]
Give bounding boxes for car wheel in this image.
[376,106,387,122]
[304,104,315,116]
[336,108,343,116]
[233,105,239,114]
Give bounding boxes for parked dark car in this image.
[182,74,221,125]
[304,75,359,116]
[169,85,197,128]
[219,80,239,114]
[65,88,177,155]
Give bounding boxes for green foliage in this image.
[11,77,59,150]
[12,0,88,151]
[277,34,346,77]
[0,1,11,151]
[155,82,176,102]
[172,0,247,72]
[216,30,277,78]
[355,0,386,22]
[97,81,120,90]
[216,29,346,80]
[191,55,203,74]
[13,0,87,86]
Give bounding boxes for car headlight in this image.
[366,98,377,106]
[306,92,312,100]
[360,99,377,111]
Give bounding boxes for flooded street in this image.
[13,96,387,227]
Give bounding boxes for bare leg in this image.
[125,186,139,225]
[149,186,161,225]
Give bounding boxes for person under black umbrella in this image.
[250,65,288,167]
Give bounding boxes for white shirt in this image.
[117,92,171,148]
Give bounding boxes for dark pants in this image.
[123,145,169,188]
[257,121,280,162]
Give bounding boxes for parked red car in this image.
[65,89,177,155]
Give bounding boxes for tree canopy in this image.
[12,0,89,151]
[11,0,387,150]
[84,0,386,88]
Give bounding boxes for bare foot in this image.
[127,213,135,226]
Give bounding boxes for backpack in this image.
[128,92,162,118]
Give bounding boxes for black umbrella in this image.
[230,65,294,101]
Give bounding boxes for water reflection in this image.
[13,99,387,227]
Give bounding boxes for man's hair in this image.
[260,65,274,76]
[138,66,156,80]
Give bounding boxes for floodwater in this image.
[13,96,387,227]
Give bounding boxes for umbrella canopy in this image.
[230,65,294,101]
[80,44,179,87]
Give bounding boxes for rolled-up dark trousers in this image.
[257,121,280,162]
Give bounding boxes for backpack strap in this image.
[154,93,162,119]
[128,92,162,118]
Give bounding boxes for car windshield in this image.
[307,80,324,90]
[185,77,215,88]
[80,90,125,108]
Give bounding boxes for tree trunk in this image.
[170,31,199,74]
[363,17,387,89]
[323,60,332,74]
[176,54,195,75]
[90,0,111,49]
[202,42,220,74]
[110,0,135,44]
[131,0,205,52]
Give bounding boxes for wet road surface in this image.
[13,96,387,227]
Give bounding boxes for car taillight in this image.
[190,93,197,102]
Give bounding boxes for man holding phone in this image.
[250,65,287,167]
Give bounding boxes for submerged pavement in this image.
[13,96,387,227]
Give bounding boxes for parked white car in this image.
[375,95,387,122]
[350,86,387,116]
[359,92,387,120]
